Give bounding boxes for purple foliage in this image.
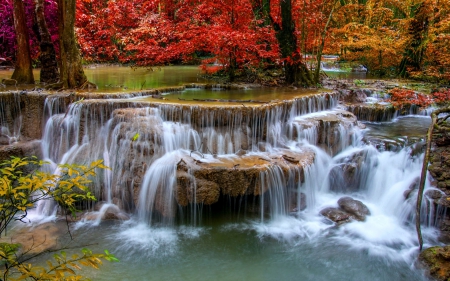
[0,0,59,65]
[0,0,15,63]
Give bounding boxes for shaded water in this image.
[0,65,367,92]
[0,66,205,92]
[363,116,431,150]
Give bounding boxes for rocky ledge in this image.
[140,148,316,218]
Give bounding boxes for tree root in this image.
[79,81,97,90]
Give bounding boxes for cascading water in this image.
[0,92,22,144]
[26,87,439,280]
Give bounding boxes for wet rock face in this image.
[0,92,51,141]
[320,196,370,223]
[0,140,42,163]
[108,108,163,211]
[345,104,397,122]
[329,150,368,193]
[342,89,368,103]
[419,246,450,281]
[289,191,307,212]
[428,126,450,241]
[290,110,359,155]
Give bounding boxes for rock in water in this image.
[320,207,352,223]
[337,196,370,221]
[419,246,450,281]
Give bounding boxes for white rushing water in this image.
[26,92,438,280]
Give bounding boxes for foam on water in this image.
[107,220,208,259]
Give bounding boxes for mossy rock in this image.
[419,246,450,281]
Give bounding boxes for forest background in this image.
[1,0,450,85]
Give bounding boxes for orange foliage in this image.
[387,88,433,109]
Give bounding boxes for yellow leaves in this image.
[1,246,118,280]
[0,157,109,237]
[90,159,111,171]
[0,157,116,281]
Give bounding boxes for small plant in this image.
[0,156,118,280]
[354,79,365,87]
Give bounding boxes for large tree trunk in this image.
[11,0,35,84]
[56,0,92,89]
[35,0,59,84]
[271,0,312,86]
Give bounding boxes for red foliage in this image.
[432,89,450,105]
[76,0,280,72]
[387,88,433,109]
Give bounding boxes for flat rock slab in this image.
[174,148,315,207]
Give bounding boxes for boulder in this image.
[419,246,450,281]
[320,207,352,223]
[337,196,370,221]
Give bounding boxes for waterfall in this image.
[30,87,438,257]
[0,92,21,144]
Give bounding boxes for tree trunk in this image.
[57,0,92,89]
[35,0,59,84]
[11,0,35,84]
[270,0,312,86]
[416,112,435,251]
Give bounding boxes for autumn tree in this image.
[307,0,340,84]
[269,0,313,86]
[398,0,432,78]
[329,0,409,76]
[11,0,34,84]
[417,0,450,82]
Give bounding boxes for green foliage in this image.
[0,156,117,281]
[354,79,365,86]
